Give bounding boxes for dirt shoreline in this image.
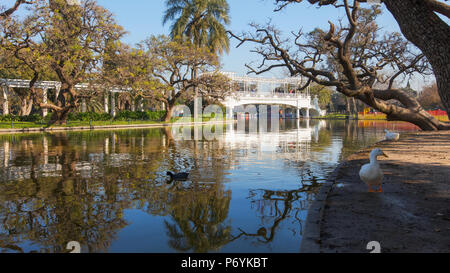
[311,131,450,253]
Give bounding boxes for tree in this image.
[309,84,332,109]
[419,83,444,110]
[230,3,450,130]
[1,0,125,124]
[163,0,231,121]
[163,0,231,55]
[275,0,450,120]
[0,0,33,19]
[141,35,234,122]
[101,41,163,112]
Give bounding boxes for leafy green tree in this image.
[309,84,332,109]
[163,0,231,120]
[101,41,163,112]
[141,36,233,122]
[1,0,125,124]
[163,0,231,55]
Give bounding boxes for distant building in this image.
[401,81,418,98]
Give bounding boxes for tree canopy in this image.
[141,35,234,121]
[163,0,231,55]
[1,0,125,123]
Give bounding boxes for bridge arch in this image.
[298,107,321,118]
[225,102,322,119]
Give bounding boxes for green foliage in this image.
[1,0,126,124]
[0,114,42,122]
[19,114,43,122]
[68,112,112,122]
[0,111,167,124]
[67,111,166,121]
[309,84,332,108]
[163,0,231,55]
[0,114,19,122]
[113,110,166,121]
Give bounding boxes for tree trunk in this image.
[355,89,450,131]
[345,97,351,119]
[25,98,32,116]
[163,102,174,123]
[20,97,33,116]
[50,108,72,125]
[193,65,200,122]
[47,86,78,125]
[385,108,449,131]
[383,0,450,118]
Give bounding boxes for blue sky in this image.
[95,0,401,77]
[3,0,439,89]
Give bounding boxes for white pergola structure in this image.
[0,78,140,117]
[0,79,62,117]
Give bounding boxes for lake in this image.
[0,119,418,253]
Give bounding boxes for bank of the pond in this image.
[0,120,235,134]
[317,114,449,122]
[301,131,450,253]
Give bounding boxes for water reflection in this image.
[232,179,321,245]
[0,119,415,253]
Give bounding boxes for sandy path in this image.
[319,131,450,253]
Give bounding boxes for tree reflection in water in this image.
[231,172,321,245]
[152,126,233,253]
[0,133,129,253]
[163,181,232,253]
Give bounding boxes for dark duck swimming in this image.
[166,171,190,181]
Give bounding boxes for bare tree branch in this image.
[230,3,450,130]
[0,0,33,19]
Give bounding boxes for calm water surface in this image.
[0,119,417,253]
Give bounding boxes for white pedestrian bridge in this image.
[222,92,324,119]
[219,72,326,119]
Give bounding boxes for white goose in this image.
[384,129,400,141]
[359,148,389,193]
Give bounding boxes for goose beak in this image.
[382,152,389,158]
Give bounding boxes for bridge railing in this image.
[232,91,310,99]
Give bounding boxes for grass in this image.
[0,120,163,129]
[0,121,45,129]
[319,113,355,119]
[60,120,160,127]
[319,113,387,120]
[0,115,229,130]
